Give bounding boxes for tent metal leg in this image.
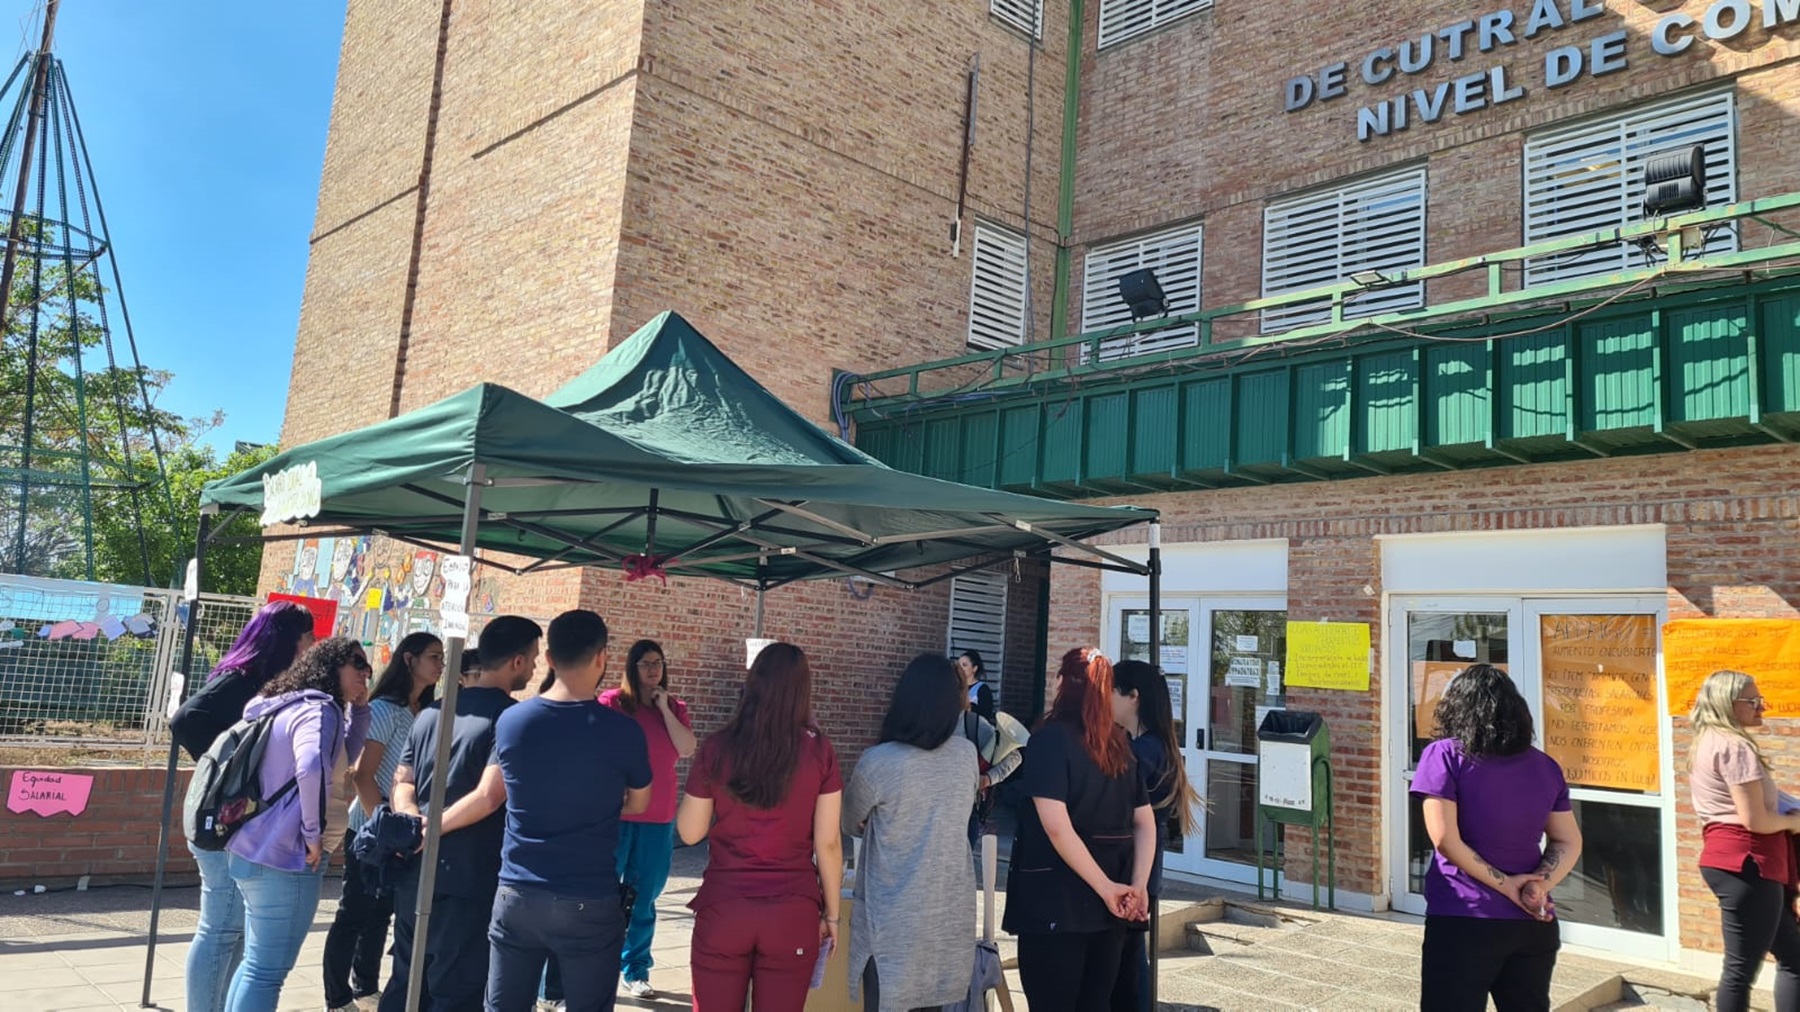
[1145,520,1161,1012]
[754,575,766,638]
[405,463,485,1012]
[140,509,210,1007]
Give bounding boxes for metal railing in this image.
[844,192,1800,414]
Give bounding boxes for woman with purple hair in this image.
[170,601,318,1012]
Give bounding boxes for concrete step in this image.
[1182,899,1313,956]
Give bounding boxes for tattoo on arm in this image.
[1535,846,1564,876]
[1485,864,1506,885]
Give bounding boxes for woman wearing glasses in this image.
[222,637,373,1012]
[1688,670,1800,1012]
[599,638,697,999]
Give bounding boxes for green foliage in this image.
[89,441,278,595]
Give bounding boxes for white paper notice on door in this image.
[1226,656,1263,688]
[1235,635,1259,652]
[1127,614,1150,641]
[1166,676,1184,712]
[1266,661,1283,696]
[1159,645,1188,674]
[1452,639,1478,659]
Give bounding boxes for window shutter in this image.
[991,0,1043,37]
[1523,89,1736,287]
[968,222,1030,351]
[948,570,1008,704]
[1080,223,1203,362]
[1261,166,1427,333]
[1098,0,1213,50]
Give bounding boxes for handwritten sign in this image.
[438,555,473,639]
[1540,614,1660,792]
[8,770,94,817]
[1285,622,1371,691]
[259,460,322,526]
[267,593,339,640]
[1665,619,1800,718]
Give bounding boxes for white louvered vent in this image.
[1261,166,1427,333]
[1523,89,1736,287]
[1080,223,1203,362]
[1098,0,1214,50]
[991,0,1043,37]
[948,570,1008,704]
[967,222,1030,351]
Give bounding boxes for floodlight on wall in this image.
[1117,267,1169,320]
[1349,269,1395,288]
[1642,144,1707,218]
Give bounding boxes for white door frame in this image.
[1105,593,1285,884]
[1382,593,1674,962]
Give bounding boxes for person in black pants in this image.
[1411,665,1584,1012]
[1003,647,1154,1012]
[380,617,541,1012]
[1686,670,1800,1012]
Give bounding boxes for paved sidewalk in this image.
[0,844,1757,1011]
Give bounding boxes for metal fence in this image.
[0,573,259,747]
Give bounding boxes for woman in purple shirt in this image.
[1411,664,1584,1012]
[225,637,372,1012]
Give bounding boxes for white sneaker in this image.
[622,979,656,999]
[534,1002,566,1012]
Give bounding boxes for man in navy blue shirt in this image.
[442,609,651,1012]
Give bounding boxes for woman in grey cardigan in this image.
[845,653,980,1012]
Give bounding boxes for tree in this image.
[89,441,277,596]
[0,216,199,579]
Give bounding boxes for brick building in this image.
[275,0,1800,972]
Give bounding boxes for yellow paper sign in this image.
[364,587,383,611]
[1285,622,1371,691]
[1665,619,1800,718]
[1540,614,1660,792]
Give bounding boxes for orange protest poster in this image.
[1540,614,1659,792]
[1664,619,1800,719]
[1412,661,1480,741]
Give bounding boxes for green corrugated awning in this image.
[199,312,1156,585]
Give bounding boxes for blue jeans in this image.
[491,884,622,1012]
[186,842,245,1012]
[223,853,326,1012]
[615,821,674,983]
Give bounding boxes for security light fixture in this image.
[1349,269,1395,288]
[1642,144,1707,218]
[1117,267,1169,320]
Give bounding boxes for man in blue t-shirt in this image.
[442,609,651,1012]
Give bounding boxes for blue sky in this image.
[16,1,346,453]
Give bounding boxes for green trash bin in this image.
[1255,709,1336,910]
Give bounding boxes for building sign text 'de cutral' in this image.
[1282,0,1800,142]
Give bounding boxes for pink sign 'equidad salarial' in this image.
[7,769,95,817]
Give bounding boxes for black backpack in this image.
[182,712,299,852]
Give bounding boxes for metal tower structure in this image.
[0,0,174,583]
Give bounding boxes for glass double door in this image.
[1111,596,1287,882]
[1389,596,1673,960]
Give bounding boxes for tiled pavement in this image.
[0,844,1762,1011]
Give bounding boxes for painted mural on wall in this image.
[279,535,501,664]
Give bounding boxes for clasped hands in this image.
[1498,872,1556,922]
[1095,881,1152,922]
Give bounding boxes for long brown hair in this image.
[615,639,668,715]
[1049,647,1130,778]
[706,642,813,808]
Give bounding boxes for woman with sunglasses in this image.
[223,638,373,1012]
[1689,670,1800,1012]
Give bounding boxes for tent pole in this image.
[754,578,766,638]
[1146,520,1162,1012]
[141,506,211,1007]
[405,462,485,1012]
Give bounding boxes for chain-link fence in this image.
[0,573,258,746]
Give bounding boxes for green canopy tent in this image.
[142,312,1165,1011]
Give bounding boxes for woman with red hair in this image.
[1003,647,1156,1012]
[677,642,844,1011]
